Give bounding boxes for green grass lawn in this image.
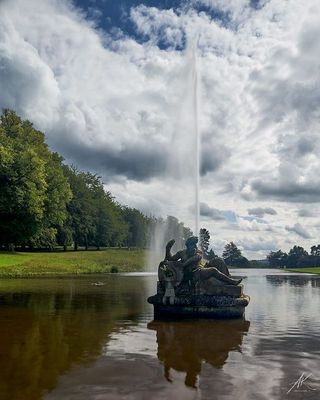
[287,267,320,275]
[0,249,146,277]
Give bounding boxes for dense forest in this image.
[0,109,192,251]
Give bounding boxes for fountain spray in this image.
[146,38,201,272]
[191,41,200,237]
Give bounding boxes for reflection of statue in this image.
[148,319,250,388]
[148,236,250,318]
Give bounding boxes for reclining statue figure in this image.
[158,236,242,304]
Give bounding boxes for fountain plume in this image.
[146,38,201,271]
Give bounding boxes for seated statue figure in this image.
[164,236,242,287]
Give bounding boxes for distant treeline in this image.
[267,245,320,268]
[0,110,192,251]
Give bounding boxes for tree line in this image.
[267,245,320,268]
[0,110,191,251]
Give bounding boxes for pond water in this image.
[0,269,319,400]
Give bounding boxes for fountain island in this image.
[148,237,250,318]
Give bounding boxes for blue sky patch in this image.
[72,0,237,50]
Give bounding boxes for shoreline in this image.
[286,267,320,275]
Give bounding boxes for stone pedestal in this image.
[148,281,250,319]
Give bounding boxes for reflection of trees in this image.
[148,319,250,388]
[0,276,147,400]
[266,275,310,287]
[311,278,320,288]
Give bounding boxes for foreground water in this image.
[0,269,319,400]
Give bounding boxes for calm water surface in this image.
[0,269,320,400]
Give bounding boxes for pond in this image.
[0,269,319,400]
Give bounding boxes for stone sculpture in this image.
[148,236,250,318]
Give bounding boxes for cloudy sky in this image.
[1,0,320,258]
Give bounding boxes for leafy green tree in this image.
[287,245,308,268]
[0,110,71,249]
[62,166,96,250]
[223,242,241,263]
[61,168,128,250]
[122,207,148,248]
[267,250,288,268]
[222,242,249,267]
[56,224,73,251]
[310,245,320,256]
[85,173,127,248]
[29,152,72,248]
[199,228,210,258]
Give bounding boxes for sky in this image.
[1,0,320,258]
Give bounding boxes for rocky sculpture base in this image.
[148,281,250,319]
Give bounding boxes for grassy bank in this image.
[287,267,320,275]
[0,249,146,277]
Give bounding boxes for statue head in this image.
[185,236,198,256]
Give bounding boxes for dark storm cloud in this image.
[251,179,320,203]
[53,132,228,182]
[54,136,168,182]
[199,202,225,220]
[285,223,311,239]
[247,207,277,218]
[49,123,227,182]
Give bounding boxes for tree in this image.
[223,242,241,263]
[29,152,72,248]
[122,207,148,248]
[310,245,320,256]
[199,228,210,258]
[267,250,287,268]
[222,242,249,267]
[62,166,96,250]
[0,110,71,249]
[56,224,73,251]
[85,174,127,248]
[287,245,308,268]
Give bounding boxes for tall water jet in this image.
[190,41,200,237]
[146,39,201,271]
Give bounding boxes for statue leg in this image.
[206,259,230,276]
[194,267,242,285]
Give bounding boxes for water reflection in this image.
[1,271,320,400]
[266,275,313,287]
[148,318,250,388]
[0,276,149,400]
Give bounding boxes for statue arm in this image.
[165,240,182,261]
[181,254,201,268]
